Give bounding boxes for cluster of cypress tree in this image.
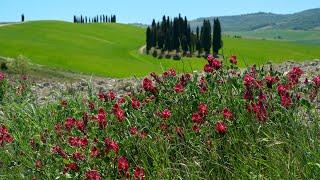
[73,15,116,23]
[146,15,222,58]
[146,14,193,55]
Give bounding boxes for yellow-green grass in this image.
[0,21,320,77]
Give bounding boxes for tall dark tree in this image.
[21,14,25,22]
[201,20,211,55]
[146,27,152,54]
[212,18,223,55]
[85,17,88,23]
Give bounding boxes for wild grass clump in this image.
[0,55,319,179]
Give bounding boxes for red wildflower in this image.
[51,146,67,158]
[265,76,277,88]
[63,163,79,173]
[97,108,107,129]
[134,167,145,180]
[281,94,292,108]
[243,74,255,87]
[243,88,253,100]
[211,59,222,70]
[131,99,141,109]
[105,138,119,154]
[313,75,320,87]
[198,103,208,115]
[204,64,213,73]
[0,72,6,80]
[229,55,237,65]
[68,137,88,148]
[107,90,116,101]
[215,121,227,134]
[118,97,126,104]
[35,160,42,169]
[277,84,289,96]
[142,78,154,91]
[192,112,202,124]
[0,125,13,146]
[161,109,171,119]
[115,108,125,121]
[85,170,101,180]
[140,131,148,139]
[192,124,200,133]
[287,67,303,85]
[64,118,76,131]
[76,120,85,132]
[251,102,268,122]
[174,83,184,93]
[129,126,138,135]
[118,156,129,172]
[223,108,233,120]
[72,152,85,161]
[98,91,105,101]
[90,146,100,157]
[150,72,162,83]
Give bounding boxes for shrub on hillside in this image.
[8,55,30,75]
[152,50,158,58]
[173,54,181,60]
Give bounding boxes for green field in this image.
[0,21,320,77]
[226,29,320,45]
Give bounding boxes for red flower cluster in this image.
[68,136,88,148]
[105,138,119,154]
[97,108,107,129]
[161,109,171,119]
[85,170,101,180]
[118,156,129,171]
[287,67,303,86]
[215,121,227,134]
[229,55,237,65]
[64,162,79,173]
[134,167,145,180]
[163,68,176,78]
[313,75,320,87]
[112,104,125,121]
[0,72,5,80]
[0,125,13,146]
[131,98,141,109]
[204,55,222,73]
[51,146,68,158]
[223,108,233,120]
[142,78,157,93]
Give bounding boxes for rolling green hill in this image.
[0,21,320,77]
[190,8,320,31]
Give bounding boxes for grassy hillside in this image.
[226,30,320,45]
[0,21,320,77]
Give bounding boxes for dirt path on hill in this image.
[0,23,21,27]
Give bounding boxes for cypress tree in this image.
[201,20,211,55]
[21,14,25,22]
[85,17,88,23]
[146,27,152,54]
[212,18,222,55]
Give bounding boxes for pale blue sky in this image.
[1,0,319,24]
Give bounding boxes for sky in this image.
[1,0,320,24]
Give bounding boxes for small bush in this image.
[173,54,181,60]
[152,50,158,58]
[0,62,8,71]
[8,55,30,75]
[165,54,172,59]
